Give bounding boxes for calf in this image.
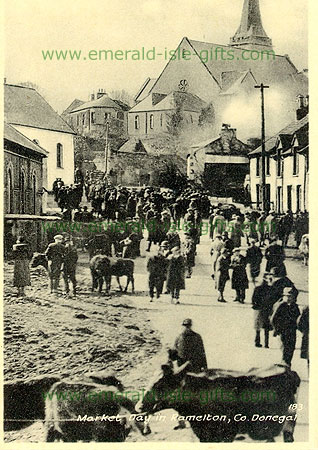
[90,255,135,294]
[31,253,48,271]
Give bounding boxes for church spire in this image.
[230,0,272,50]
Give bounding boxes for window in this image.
[276,149,282,177]
[256,184,261,207]
[117,111,124,120]
[287,185,292,211]
[19,169,26,214]
[57,143,63,168]
[256,157,260,177]
[149,114,154,129]
[77,115,80,126]
[91,111,96,124]
[293,149,299,175]
[82,114,85,125]
[296,185,302,212]
[266,155,270,176]
[190,114,193,123]
[160,114,163,127]
[104,112,109,122]
[32,174,37,214]
[7,168,13,213]
[134,115,140,130]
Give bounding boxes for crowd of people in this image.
[11,176,309,369]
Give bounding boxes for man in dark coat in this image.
[182,233,196,278]
[268,267,298,306]
[166,247,185,304]
[45,235,65,293]
[252,272,272,348]
[246,239,263,284]
[173,318,208,372]
[63,237,78,296]
[265,238,286,276]
[147,253,168,301]
[272,287,300,366]
[215,248,230,302]
[230,248,249,303]
[298,306,309,370]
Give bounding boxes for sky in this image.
[4,0,308,113]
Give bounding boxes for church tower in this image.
[229,0,273,50]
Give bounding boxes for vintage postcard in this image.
[2,0,316,448]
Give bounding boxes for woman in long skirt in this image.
[12,237,32,297]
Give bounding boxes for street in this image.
[128,229,309,442]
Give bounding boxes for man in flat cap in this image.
[173,319,208,373]
[45,235,65,293]
[271,287,300,366]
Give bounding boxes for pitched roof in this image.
[220,70,257,96]
[61,99,85,116]
[129,91,206,113]
[112,99,130,111]
[4,84,75,134]
[4,122,48,156]
[134,78,157,103]
[249,115,309,155]
[70,94,121,113]
[187,38,301,87]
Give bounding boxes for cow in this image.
[136,360,300,443]
[4,371,150,441]
[31,253,49,271]
[44,378,147,442]
[4,375,61,431]
[90,255,135,294]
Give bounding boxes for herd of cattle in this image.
[31,252,135,295]
[4,359,299,442]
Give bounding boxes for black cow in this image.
[90,255,135,294]
[4,375,61,431]
[136,361,300,443]
[44,378,147,442]
[31,253,49,270]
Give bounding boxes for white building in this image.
[4,83,75,196]
[248,98,308,213]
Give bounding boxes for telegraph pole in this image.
[255,83,269,211]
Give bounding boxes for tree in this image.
[158,161,188,193]
[198,102,215,127]
[109,89,133,107]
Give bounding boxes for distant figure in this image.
[297,306,309,370]
[147,253,168,301]
[12,237,32,297]
[173,318,208,372]
[252,272,272,348]
[214,248,230,303]
[299,234,309,266]
[230,248,248,303]
[166,247,185,304]
[63,237,78,296]
[45,235,65,293]
[272,287,300,366]
[246,239,263,284]
[265,237,286,276]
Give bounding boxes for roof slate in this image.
[4,84,75,134]
[4,122,48,156]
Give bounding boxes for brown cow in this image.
[90,255,135,294]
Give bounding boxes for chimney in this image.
[97,88,107,99]
[220,123,236,139]
[296,94,308,121]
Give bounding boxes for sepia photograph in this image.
[2,0,312,445]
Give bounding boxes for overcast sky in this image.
[4,0,308,113]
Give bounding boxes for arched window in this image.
[149,114,154,129]
[91,111,96,124]
[57,143,63,168]
[134,115,140,130]
[7,168,14,213]
[19,169,26,214]
[32,174,37,214]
